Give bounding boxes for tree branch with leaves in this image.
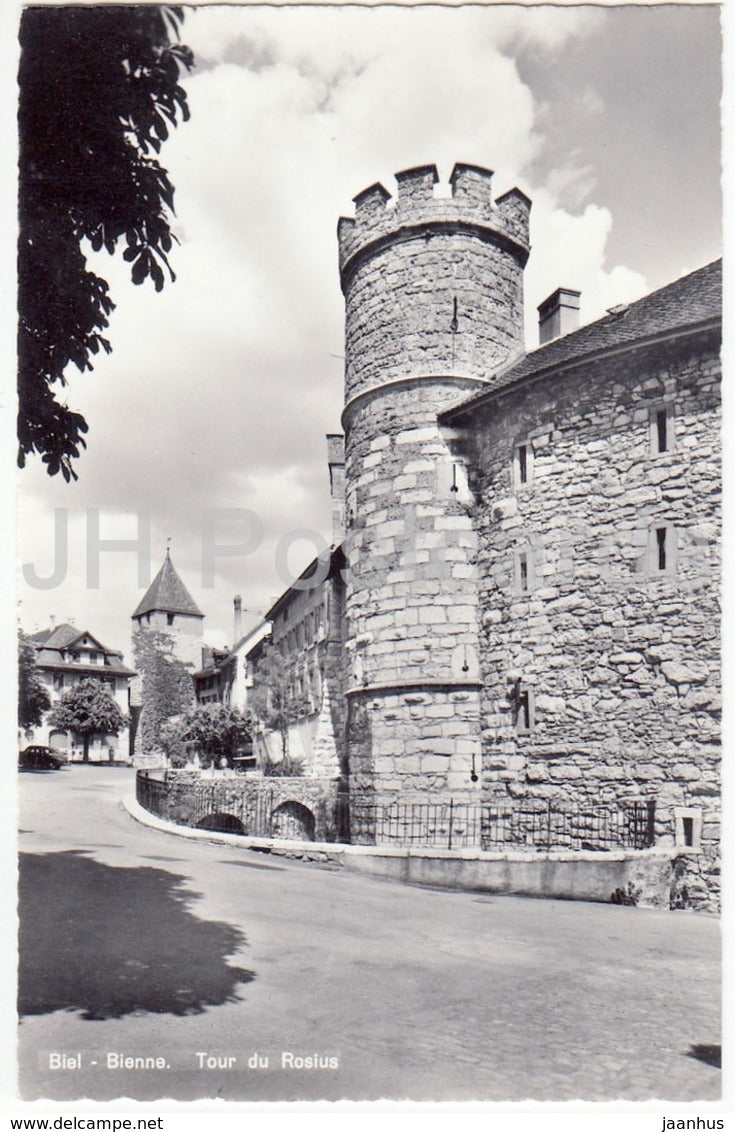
[160,704,252,769]
[18,629,51,731]
[17,5,194,479]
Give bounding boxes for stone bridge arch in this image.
[271,800,316,841]
[195,812,245,835]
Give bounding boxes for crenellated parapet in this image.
[338,162,531,288]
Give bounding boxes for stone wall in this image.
[456,334,721,910]
[142,770,342,842]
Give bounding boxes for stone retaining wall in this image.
[139,770,342,842]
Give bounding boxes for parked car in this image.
[18,745,67,771]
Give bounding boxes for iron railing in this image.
[482,800,656,852]
[346,798,481,849]
[341,795,655,851]
[137,771,656,852]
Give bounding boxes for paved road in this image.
[18,766,720,1102]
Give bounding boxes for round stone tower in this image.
[337,163,531,821]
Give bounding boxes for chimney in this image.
[233,595,242,645]
[326,433,346,544]
[538,288,581,345]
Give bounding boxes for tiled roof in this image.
[132,551,204,619]
[30,623,123,660]
[442,259,721,421]
[36,658,136,678]
[30,623,81,649]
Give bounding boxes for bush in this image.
[261,753,304,778]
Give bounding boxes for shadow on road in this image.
[18,851,254,1021]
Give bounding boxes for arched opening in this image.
[49,730,68,754]
[195,812,245,835]
[271,801,316,841]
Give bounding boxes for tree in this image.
[18,630,51,730]
[18,5,194,480]
[248,645,311,760]
[47,678,127,762]
[160,704,252,769]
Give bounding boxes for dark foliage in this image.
[160,703,252,769]
[132,627,195,757]
[47,676,127,761]
[18,629,51,729]
[18,6,193,479]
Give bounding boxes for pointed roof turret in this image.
[132,550,204,620]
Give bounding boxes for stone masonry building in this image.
[331,163,721,906]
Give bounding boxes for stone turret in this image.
[338,163,531,819]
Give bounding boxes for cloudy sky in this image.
[16,2,722,662]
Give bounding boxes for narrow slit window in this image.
[513,441,534,489]
[514,546,534,592]
[513,684,534,734]
[650,405,674,455]
[682,816,694,848]
[656,526,667,571]
[518,444,528,484]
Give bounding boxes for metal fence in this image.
[482,799,656,852]
[346,798,481,849]
[136,771,167,817]
[343,796,655,852]
[137,772,656,852]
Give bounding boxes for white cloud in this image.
[526,195,648,342]
[18,5,655,654]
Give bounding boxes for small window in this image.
[648,523,677,575]
[674,807,702,852]
[514,547,534,593]
[649,405,675,455]
[167,613,175,626]
[513,441,534,489]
